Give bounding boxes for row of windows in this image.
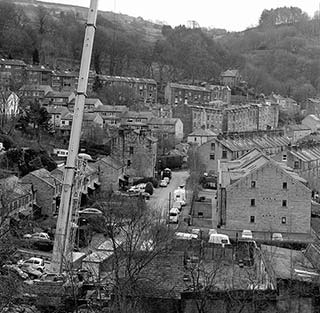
[250,215,287,224]
[251,181,287,189]
[251,199,287,207]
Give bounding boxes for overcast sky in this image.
[40,0,319,31]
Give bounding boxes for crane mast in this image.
[51,0,99,274]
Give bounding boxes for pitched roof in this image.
[216,136,290,152]
[221,149,307,187]
[26,168,61,187]
[93,155,125,170]
[0,59,26,66]
[98,75,156,84]
[26,64,52,72]
[94,105,128,112]
[286,124,311,131]
[288,146,320,162]
[168,82,209,92]
[221,69,239,77]
[188,128,217,137]
[148,117,180,125]
[83,112,101,121]
[122,111,153,119]
[46,106,69,115]
[45,91,74,98]
[19,84,53,93]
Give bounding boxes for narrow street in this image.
[147,170,189,220]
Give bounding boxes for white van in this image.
[169,207,180,223]
[174,188,186,206]
[208,233,231,247]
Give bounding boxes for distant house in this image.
[187,128,217,145]
[148,117,183,145]
[217,149,311,235]
[285,124,312,143]
[303,98,320,116]
[25,64,53,86]
[93,105,128,127]
[21,169,62,217]
[47,106,70,129]
[92,156,126,192]
[220,69,241,87]
[0,59,27,88]
[19,84,53,105]
[98,75,157,105]
[42,91,75,107]
[120,111,153,124]
[0,176,34,221]
[111,127,157,178]
[302,115,320,133]
[273,144,320,192]
[68,97,103,112]
[165,82,212,106]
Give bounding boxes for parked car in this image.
[169,207,180,223]
[241,229,253,240]
[172,201,182,212]
[159,179,168,187]
[272,233,283,241]
[23,232,50,240]
[163,177,170,184]
[20,257,45,272]
[79,208,103,215]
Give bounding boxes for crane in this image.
[50,0,99,274]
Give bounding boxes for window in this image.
[129,146,134,155]
[127,160,131,167]
[251,181,256,188]
[250,216,255,223]
[294,161,300,169]
[282,154,287,161]
[210,153,215,160]
[222,150,228,159]
[250,199,255,206]
[283,182,287,189]
[211,142,215,150]
[282,217,286,224]
[282,200,287,207]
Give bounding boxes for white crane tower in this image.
[50,0,99,274]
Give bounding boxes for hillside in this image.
[1,2,320,102]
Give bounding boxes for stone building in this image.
[217,149,311,235]
[197,135,290,174]
[98,75,157,105]
[110,126,157,178]
[273,144,320,192]
[21,169,62,217]
[92,156,126,192]
[220,69,242,87]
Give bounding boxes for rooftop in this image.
[98,75,156,84]
[188,128,217,137]
[169,82,209,92]
[216,135,290,152]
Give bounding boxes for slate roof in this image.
[47,106,69,115]
[188,128,217,137]
[287,124,311,131]
[93,156,125,170]
[168,82,209,92]
[217,136,290,152]
[148,117,180,125]
[98,75,156,84]
[0,59,26,66]
[94,105,128,112]
[220,69,239,77]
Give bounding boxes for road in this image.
[147,170,189,220]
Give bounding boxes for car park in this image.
[79,208,103,215]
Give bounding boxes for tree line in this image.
[1,2,320,102]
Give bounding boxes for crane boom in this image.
[51,0,99,274]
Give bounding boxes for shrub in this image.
[145,182,154,195]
